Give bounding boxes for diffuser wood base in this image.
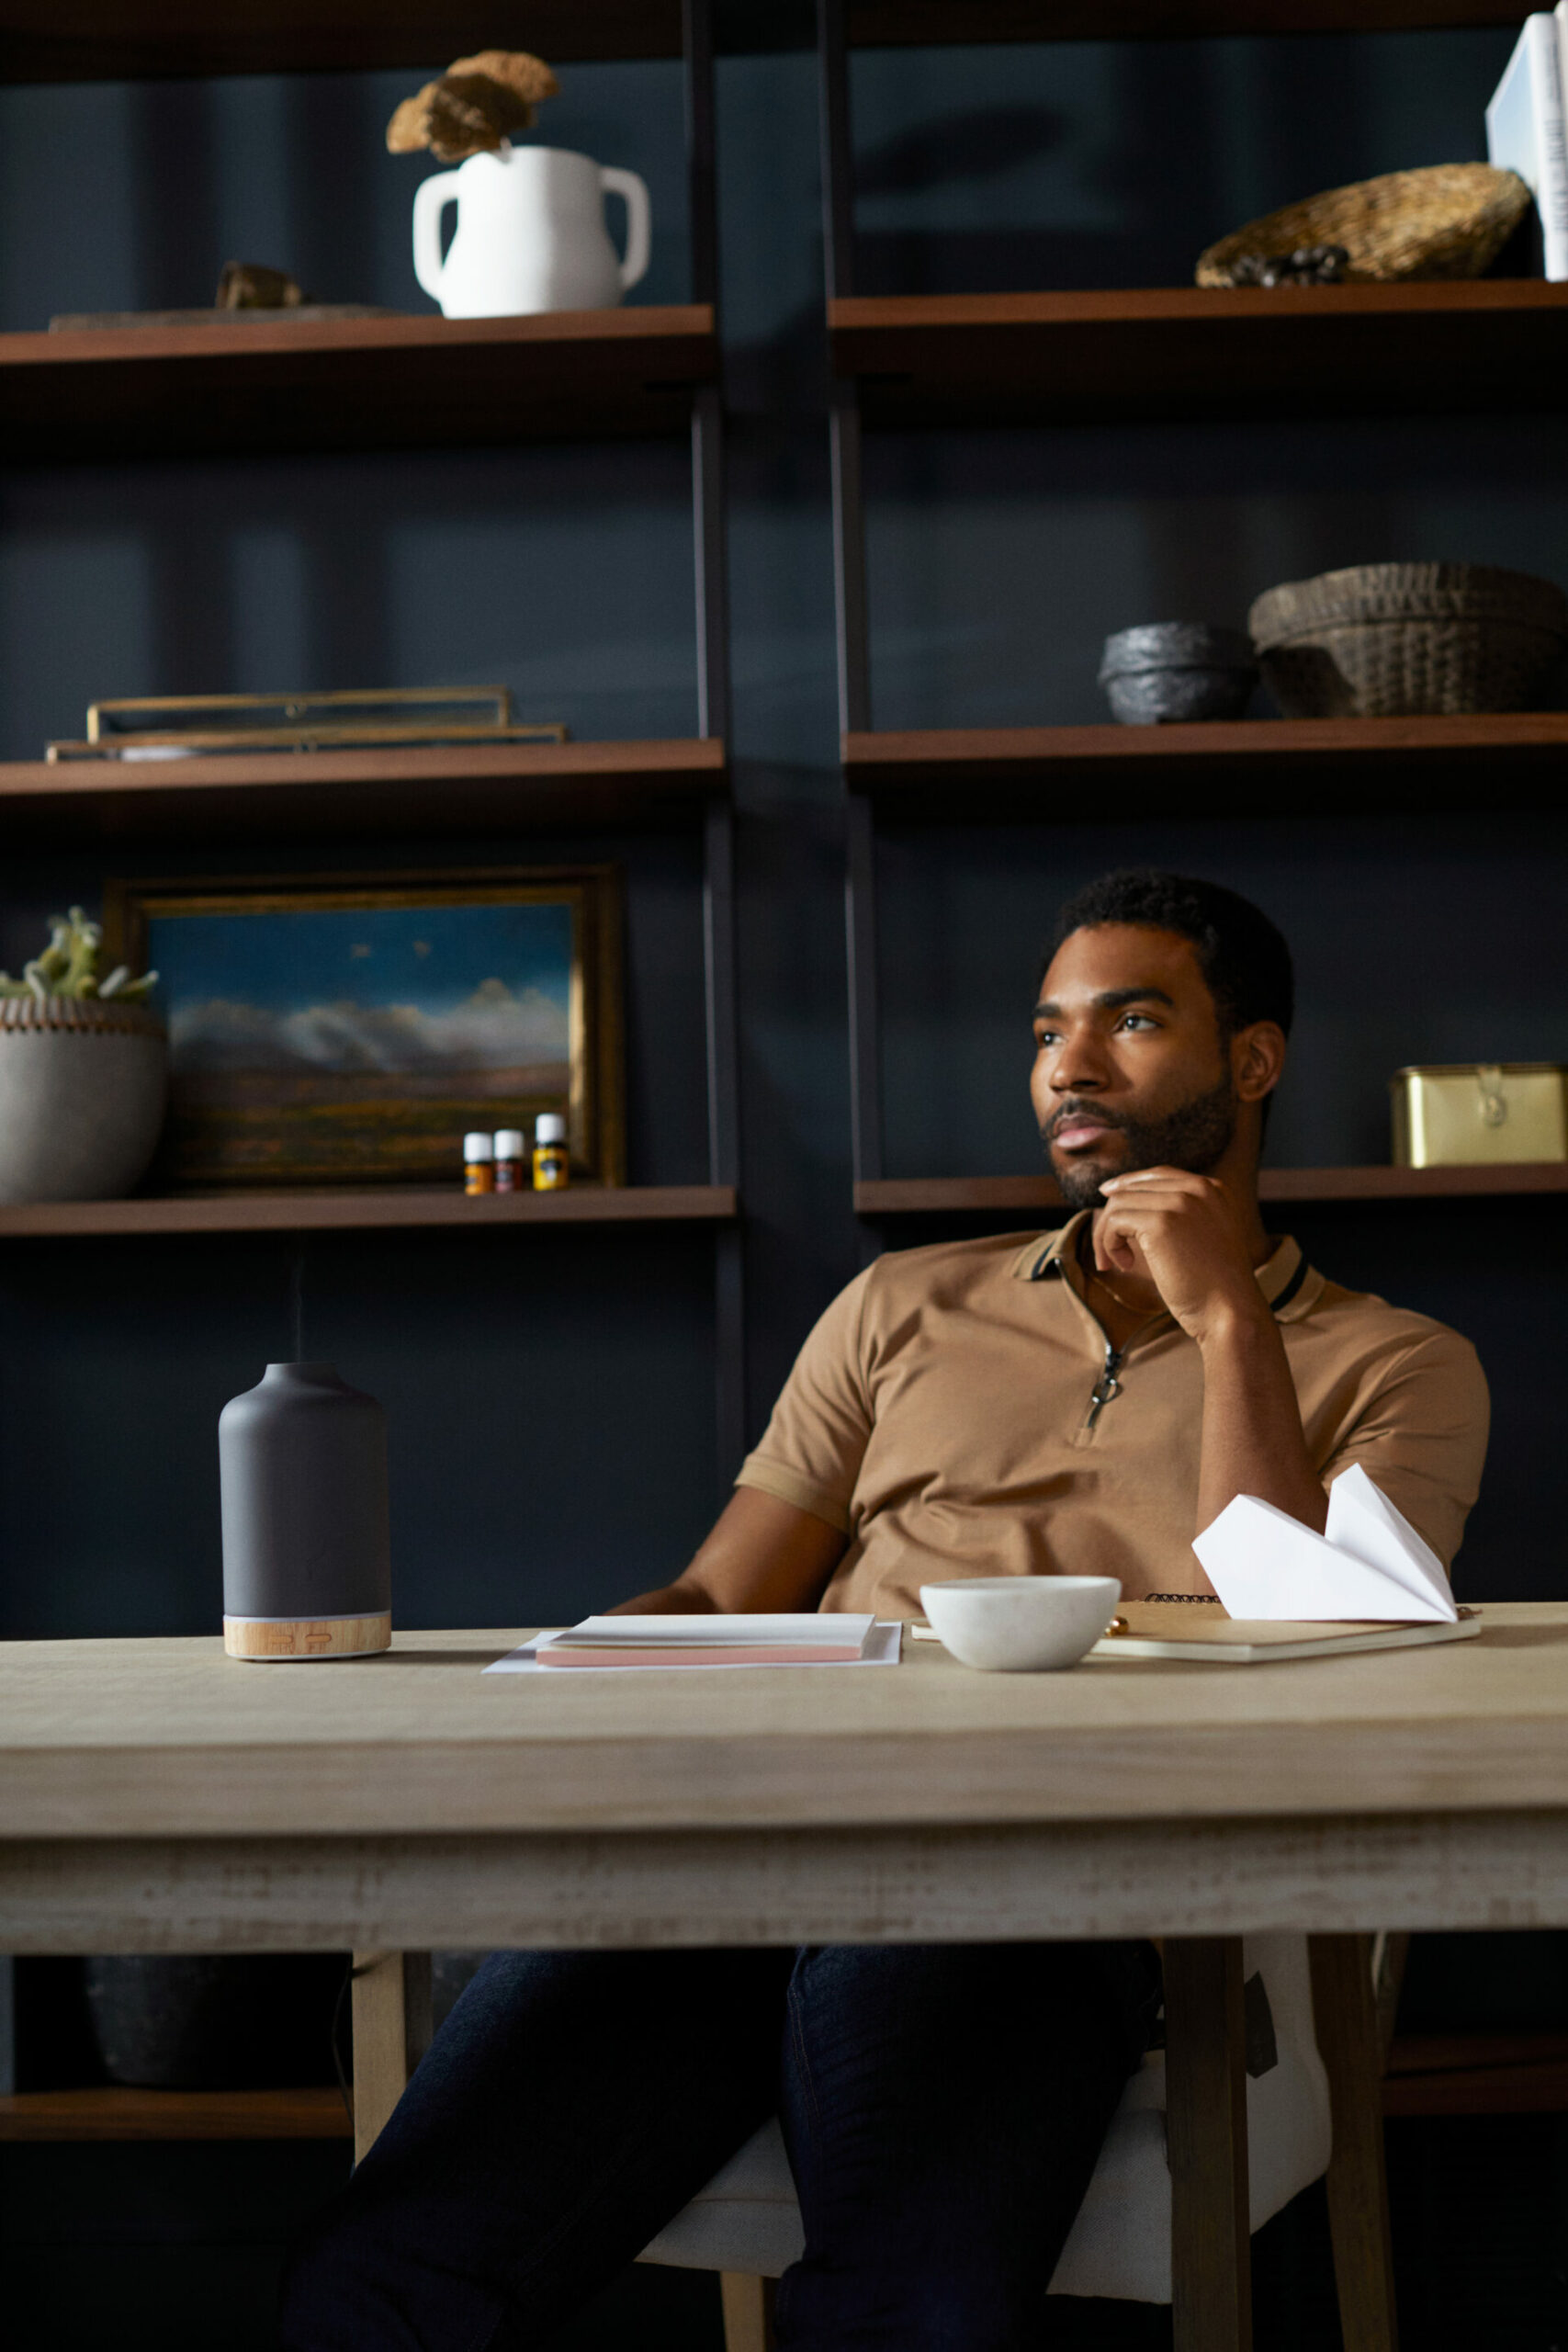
[223,1613,391,1661]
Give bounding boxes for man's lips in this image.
[1050,1116,1119,1151]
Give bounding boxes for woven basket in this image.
[1197,164,1531,288]
[1248,563,1568,718]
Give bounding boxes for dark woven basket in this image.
[1247,563,1568,718]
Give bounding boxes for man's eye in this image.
[1034,1029,1059,1047]
[1119,1013,1157,1032]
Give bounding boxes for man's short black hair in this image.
[1048,869,1294,1039]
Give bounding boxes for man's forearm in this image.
[1196,1306,1328,1546]
[607,1577,717,1615]
[606,1487,848,1616]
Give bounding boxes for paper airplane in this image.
[1191,1463,1458,1622]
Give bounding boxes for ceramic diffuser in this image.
[219,1363,391,1660]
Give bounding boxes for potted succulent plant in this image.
[0,907,165,1204]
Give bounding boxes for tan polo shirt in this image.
[735,1215,1490,1620]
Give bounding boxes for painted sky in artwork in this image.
[152,900,574,1075]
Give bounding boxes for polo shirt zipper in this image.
[1084,1340,1124,1433]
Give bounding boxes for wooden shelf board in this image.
[0,1185,739,1238]
[9,2071,1556,2138]
[1383,2030,1568,2119]
[848,2,1530,39]
[1384,2063,1568,2117]
[0,2085,350,2141]
[845,716,1568,816]
[0,739,727,846]
[0,308,716,460]
[7,2029,1563,2140]
[1387,2030,1568,2075]
[1,3,1529,81]
[829,284,1568,426]
[1,3,688,80]
[856,1167,1568,1216]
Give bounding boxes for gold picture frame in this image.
[104,867,625,1192]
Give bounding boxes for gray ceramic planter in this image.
[0,998,166,1203]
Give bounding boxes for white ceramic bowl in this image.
[919,1577,1122,1672]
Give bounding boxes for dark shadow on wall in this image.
[284,73,383,307]
[858,104,1069,196]
[130,81,219,310]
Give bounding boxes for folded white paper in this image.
[1191,1463,1458,1623]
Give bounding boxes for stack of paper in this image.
[532,1612,881,1668]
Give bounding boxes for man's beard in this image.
[1042,1074,1238,1211]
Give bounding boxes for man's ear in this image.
[1232,1020,1287,1105]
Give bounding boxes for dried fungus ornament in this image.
[386,50,560,164]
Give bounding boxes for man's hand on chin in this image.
[1094,1166,1268,1346]
[1095,1166,1329,1538]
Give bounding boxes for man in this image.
[284,870,1487,2351]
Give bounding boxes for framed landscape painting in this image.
[103,868,624,1190]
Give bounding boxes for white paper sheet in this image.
[484,1621,906,1672]
[1191,1463,1458,1623]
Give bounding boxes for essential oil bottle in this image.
[463,1131,494,1194]
[533,1113,570,1190]
[492,1128,525,1193]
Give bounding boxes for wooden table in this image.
[6,1607,1568,1952]
[5,1606,1568,2348]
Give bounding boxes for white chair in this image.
[638,1933,1398,2352]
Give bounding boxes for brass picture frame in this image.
[104,868,625,1192]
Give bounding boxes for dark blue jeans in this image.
[280,1938,1160,2352]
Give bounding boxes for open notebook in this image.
[1088,1601,1483,1665]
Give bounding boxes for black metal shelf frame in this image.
[818,0,885,1214]
[686,0,746,1477]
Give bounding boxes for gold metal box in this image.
[1391,1063,1568,1166]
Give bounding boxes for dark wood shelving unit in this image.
[829,283,1568,428]
[844,715,1568,815]
[0,2086,352,2142]
[0,308,717,461]
[817,1,1568,1235]
[0,739,727,846]
[855,1167,1568,1217]
[0,1185,738,1240]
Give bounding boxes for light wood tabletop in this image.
[4,1607,1568,1957]
[3,1606,1568,1839]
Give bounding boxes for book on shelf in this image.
[1486,13,1568,282]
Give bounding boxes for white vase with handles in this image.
[412,144,652,318]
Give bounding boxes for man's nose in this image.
[1050,1031,1111,1091]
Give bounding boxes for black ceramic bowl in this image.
[1097,622,1257,725]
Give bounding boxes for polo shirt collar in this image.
[1011,1209,1314,1316]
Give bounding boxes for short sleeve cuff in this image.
[734,1453,852,1533]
